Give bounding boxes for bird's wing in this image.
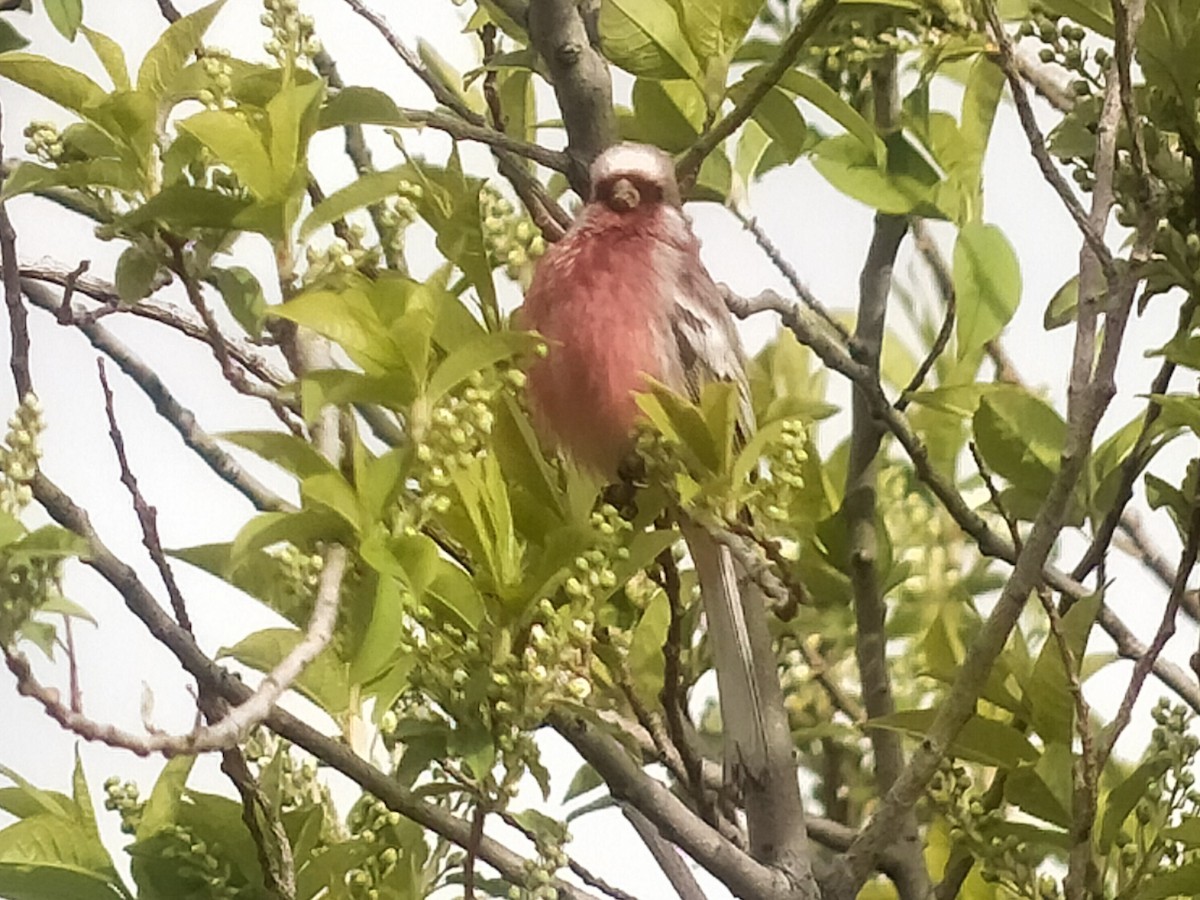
[668,263,755,435]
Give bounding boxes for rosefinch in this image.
[522,142,771,782]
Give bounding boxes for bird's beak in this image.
[608,177,640,212]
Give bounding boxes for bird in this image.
[521,141,773,788]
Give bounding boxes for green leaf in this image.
[1098,757,1170,851]
[177,108,274,199]
[811,133,941,216]
[0,52,105,114]
[113,245,160,303]
[44,0,82,41]
[270,283,401,373]
[301,471,363,534]
[1041,0,1113,35]
[1006,746,1073,828]
[0,815,124,897]
[265,76,324,200]
[0,159,140,200]
[136,0,227,99]
[219,627,351,714]
[1162,817,1200,847]
[427,331,542,405]
[627,78,703,152]
[1138,863,1200,900]
[867,709,1039,769]
[299,165,414,241]
[1043,274,1080,330]
[1028,592,1100,744]
[677,0,763,72]
[777,68,883,159]
[318,85,409,130]
[0,766,74,820]
[118,184,253,232]
[229,509,351,569]
[746,86,807,164]
[0,20,30,54]
[599,0,702,83]
[220,430,334,481]
[79,27,129,92]
[973,389,1065,504]
[136,756,194,839]
[563,764,604,802]
[627,589,669,703]
[954,221,1021,358]
[209,266,267,338]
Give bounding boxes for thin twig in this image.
[98,359,194,634]
[621,804,707,900]
[980,0,1117,283]
[676,0,839,184]
[342,0,570,236]
[1099,490,1200,769]
[21,280,293,513]
[726,206,849,344]
[0,101,31,400]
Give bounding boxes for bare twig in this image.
[98,360,194,634]
[841,54,927,899]
[341,0,570,235]
[216,738,297,900]
[63,617,82,713]
[21,280,292,513]
[621,804,708,900]
[21,263,291,388]
[11,483,347,756]
[677,0,839,184]
[163,237,302,435]
[549,711,813,900]
[980,1,1116,282]
[0,103,31,400]
[726,207,849,343]
[1099,491,1200,769]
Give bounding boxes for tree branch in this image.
[980,1,1116,283]
[621,804,708,900]
[20,280,292,513]
[526,0,617,192]
[676,0,839,185]
[549,711,815,900]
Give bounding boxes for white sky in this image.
[0,1,1195,897]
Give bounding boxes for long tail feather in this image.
[680,521,770,781]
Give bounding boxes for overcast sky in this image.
[0,1,1195,897]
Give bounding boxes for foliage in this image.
[0,0,1198,898]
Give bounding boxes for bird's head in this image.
[588,143,681,214]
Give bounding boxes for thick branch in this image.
[550,711,815,900]
[527,0,617,191]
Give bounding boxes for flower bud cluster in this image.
[1,394,44,516]
[337,794,411,897]
[196,48,236,110]
[261,0,321,66]
[244,727,331,817]
[508,819,570,900]
[754,417,808,523]
[480,187,546,283]
[303,227,381,285]
[267,542,325,621]
[22,121,65,164]
[103,779,239,897]
[1018,11,1096,100]
[103,777,145,835]
[408,370,511,521]
[928,759,1056,897]
[374,180,424,257]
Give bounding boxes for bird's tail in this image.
[680,521,770,782]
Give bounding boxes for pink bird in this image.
[522,142,776,789]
